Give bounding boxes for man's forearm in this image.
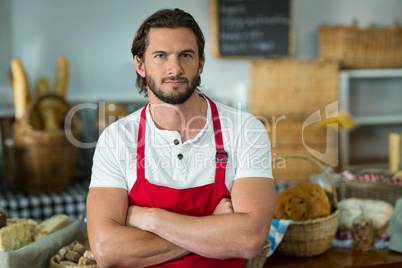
[134,209,267,260]
[90,220,190,267]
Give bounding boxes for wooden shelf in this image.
[339,68,402,170]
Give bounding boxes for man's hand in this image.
[212,198,234,215]
[126,205,155,230]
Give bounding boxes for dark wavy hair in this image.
[131,8,205,96]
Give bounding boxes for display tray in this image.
[0,220,82,268]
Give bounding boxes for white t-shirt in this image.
[90,97,273,193]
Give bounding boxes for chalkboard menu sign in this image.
[210,0,293,59]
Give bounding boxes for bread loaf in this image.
[337,198,394,237]
[0,220,32,251]
[274,182,331,221]
[34,214,69,241]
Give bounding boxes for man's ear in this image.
[198,56,205,76]
[134,56,146,77]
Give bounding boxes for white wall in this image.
[1,0,402,107]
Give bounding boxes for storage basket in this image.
[319,21,402,69]
[50,256,98,268]
[244,240,271,268]
[273,154,339,257]
[340,170,402,206]
[12,94,82,195]
[249,59,339,118]
[264,115,338,182]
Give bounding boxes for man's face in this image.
[135,27,204,104]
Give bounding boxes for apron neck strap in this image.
[203,94,227,184]
[137,103,148,180]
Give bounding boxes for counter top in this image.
[265,248,402,268]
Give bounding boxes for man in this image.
[87,8,275,268]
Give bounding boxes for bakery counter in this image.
[265,248,402,268]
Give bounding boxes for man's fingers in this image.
[212,198,234,215]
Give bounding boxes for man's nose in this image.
[168,57,183,77]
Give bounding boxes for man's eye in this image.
[181,54,192,58]
[155,54,166,59]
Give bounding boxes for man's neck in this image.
[147,90,208,142]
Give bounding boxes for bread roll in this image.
[274,182,331,221]
[34,214,69,241]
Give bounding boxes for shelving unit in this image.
[339,69,402,170]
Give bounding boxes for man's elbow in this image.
[91,239,144,268]
[241,234,268,259]
[91,240,115,268]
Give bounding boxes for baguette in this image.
[34,214,69,241]
[53,56,70,127]
[54,56,69,98]
[10,59,31,121]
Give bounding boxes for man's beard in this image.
[146,75,200,105]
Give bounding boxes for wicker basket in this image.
[340,170,402,206]
[244,240,271,268]
[12,94,82,195]
[273,154,340,257]
[319,21,402,69]
[249,59,339,118]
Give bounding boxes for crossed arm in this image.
[87,177,275,268]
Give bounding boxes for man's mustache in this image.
[161,77,188,83]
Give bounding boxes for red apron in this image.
[128,96,243,267]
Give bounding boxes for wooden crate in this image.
[249,59,339,117]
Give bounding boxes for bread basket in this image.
[272,154,339,257]
[12,93,82,194]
